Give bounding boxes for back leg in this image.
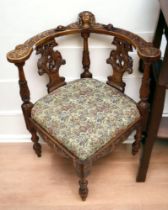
[31,128,41,157]
[132,126,142,155]
[21,103,42,157]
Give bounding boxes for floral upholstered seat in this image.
[31,78,140,160]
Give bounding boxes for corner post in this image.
[138,59,152,131]
[15,62,41,157]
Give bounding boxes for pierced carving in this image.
[36,39,66,93]
[107,37,133,92]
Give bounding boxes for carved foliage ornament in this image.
[107,37,133,92]
[36,39,66,93]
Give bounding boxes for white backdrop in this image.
[0,0,166,141]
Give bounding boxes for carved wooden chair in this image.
[7,11,160,201]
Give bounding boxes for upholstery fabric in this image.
[31,78,140,160]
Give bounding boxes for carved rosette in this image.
[107,37,133,92]
[36,39,66,93]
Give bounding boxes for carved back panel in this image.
[36,39,66,93]
[106,37,133,92]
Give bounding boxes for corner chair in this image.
[7,11,160,201]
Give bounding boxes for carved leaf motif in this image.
[36,39,66,93]
[107,37,133,92]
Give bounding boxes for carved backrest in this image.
[107,37,133,92]
[7,11,160,111]
[36,39,66,93]
[7,11,161,130]
[32,12,136,93]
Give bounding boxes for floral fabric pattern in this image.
[31,78,140,160]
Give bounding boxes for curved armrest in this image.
[101,26,161,61]
[7,11,161,64]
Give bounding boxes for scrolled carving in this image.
[107,37,133,92]
[36,39,66,93]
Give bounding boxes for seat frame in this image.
[7,11,160,201]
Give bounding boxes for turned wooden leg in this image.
[73,160,92,201]
[79,178,88,201]
[31,129,41,157]
[132,126,142,155]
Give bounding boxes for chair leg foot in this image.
[79,179,88,201]
[132,126,142,155]
[31,129,41,157]
[33,142,41,157]
[73,159,92,201]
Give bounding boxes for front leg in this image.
[31,128,41,157]
[73,159,92,201]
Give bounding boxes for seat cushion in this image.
[31,78,140,160]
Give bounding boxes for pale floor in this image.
[0,141,168,210]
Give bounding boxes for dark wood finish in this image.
[16,62,30,103]
[138,60,153,131]
[137,3,168,181]
[137,84,166,182]
[107,37,133,92]
[80,30,92,78]
[73,159,92,201]
[36,39,66,93]
[132,126,142,155]
[7,11,160,201]
[7,14,160,64]
[157,117,168,138]
[160,0,168,26]
[15,62,41,157]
